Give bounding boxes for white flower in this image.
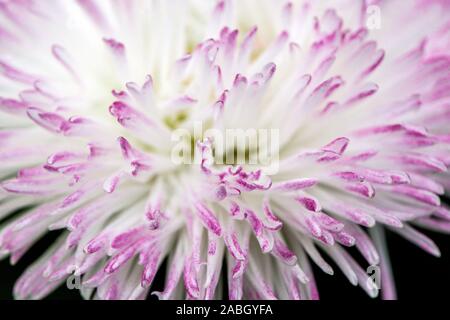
[0,0,449,300]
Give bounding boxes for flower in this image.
[1,0,450,300]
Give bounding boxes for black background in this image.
[0,226,449,300]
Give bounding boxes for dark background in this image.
[0,226,449,300]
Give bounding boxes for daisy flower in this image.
[0,0,450,300]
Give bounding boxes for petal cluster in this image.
[0,0,449,300]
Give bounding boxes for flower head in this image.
[1,0,450,300]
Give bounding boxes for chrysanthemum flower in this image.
[1,0,450,300]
